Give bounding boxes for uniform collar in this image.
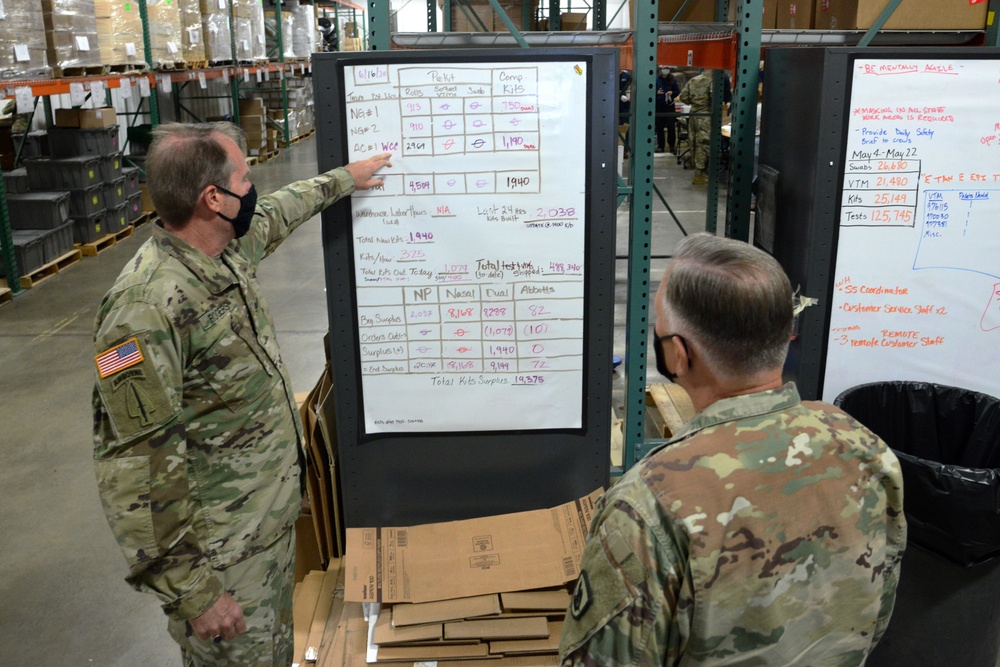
[652,382,802,454]
[152,223,236,295]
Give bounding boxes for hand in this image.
[346,152,392,191]
[189,592,247,643]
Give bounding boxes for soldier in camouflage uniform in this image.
[560,234,906,666]
[679,71,712,185]
[92,122,390,666]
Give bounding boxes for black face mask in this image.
[653,332,687,382]
[216,183,258,239]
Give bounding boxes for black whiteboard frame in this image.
[314,48,618,527]
[761,47,1000,401]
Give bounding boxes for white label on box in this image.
[76,36,90,51]
[125,42,136,57]
[0,1,6,20]
[167,41,178,55]
[118,78,127,90]
[13,44,29,62]
[242,39,249,52]
[277,67,283,80]
[243,68,251,83]
[198,72,207,89]
[218,0,225,8]
[187,25,201,44]
[69,82,87,105]
[159,75,171,94]
[15,87,33,115]
[90,80,106,102]
[256,69,263,83]
[138,76,151,97]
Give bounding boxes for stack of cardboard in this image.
[94,0,146,69]
[238,97,268,155]
[41,0,103,74]
[177,0,206,64]
[439,1,539,31]
[198,0,232,63]
[145,0,184,69]
[300,490,602,665]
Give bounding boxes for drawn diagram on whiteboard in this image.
[342,60,589,433]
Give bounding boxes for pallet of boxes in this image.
[239,98,271,160]
[296,490,602,666]
[21,108,142,254]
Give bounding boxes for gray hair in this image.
[661,233,793,377]
[145,122,247,228]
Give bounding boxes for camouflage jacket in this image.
[560,383,906,666]
[92,168,355,620]
[678,73,711,113]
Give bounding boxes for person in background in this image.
[679,70,712,184]
[560,233,906,666]
[619,69,632,159]
[318,17,338,51]
[92,121,390,666]
[655,67,680,154]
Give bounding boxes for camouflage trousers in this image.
[168,527,296,667]
[689,116,710,171]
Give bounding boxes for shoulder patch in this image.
[570,571,593,619]
[95,337,145,378]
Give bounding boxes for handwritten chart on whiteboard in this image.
[343,61,589,433]
[823,57,1000,402]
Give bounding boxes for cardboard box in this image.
[560,12,588,29]
[490,621,564,654]
[238,97,266,116]
[80,108,117,129]
[345,489,602,604]
[658,0,777,28]
[813,0,987,30]
[776,0,814,29]
[54,108,81,128]
[374,609,443,645]
[294,511,324,584]
[393,594,501,627]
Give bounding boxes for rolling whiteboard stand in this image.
[315,49,618,527]
[760,48,1000,403]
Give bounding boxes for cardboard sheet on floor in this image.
[444,616,549,641]
[345,489,602,603]
[392,594,501,627]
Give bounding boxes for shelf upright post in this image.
[593,0,606,30]
[857,0,901,47]
[368,1,390,50]
[427,0,438,31]
[988,0,1000,46]
[442,0,451,31]
[724,0,763,241]
[549,0,561,30]
[489,0,530,47]
[137,0,161,126]
[230,1,241,126]
[0,165,21,295]
[274,0,292,147]
[621,0,660,472]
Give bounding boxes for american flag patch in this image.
[95,337,144,378]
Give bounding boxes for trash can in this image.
[835,381,1000,667]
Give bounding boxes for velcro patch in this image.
[570,570,593,620]
[95,337,144,378]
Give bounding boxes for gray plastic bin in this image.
[67,184,105,217]
[0,229,47,276]
[122,166,140,196]
[98,153,123,182]
[102,176,126,209]
[45,222,75,262]
[47,125,120,158]
[6,191,71,230]
[70,209,108,244]
[24,156,103,190]
[3,167,29,194]
[125,192,143,223]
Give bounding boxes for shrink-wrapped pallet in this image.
[178,0,206,64]
[199,0,232,63]
[233,0,265,62]
[0,0,51,79]
[292,2,316,57]
[146,0,184,68]
[41,0,102,74]
[94,0,146,69]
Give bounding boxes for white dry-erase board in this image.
[314,49,617,526]
[823,57,1000,402]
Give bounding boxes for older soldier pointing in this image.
[92,122,389,666]
[560,234,906,666]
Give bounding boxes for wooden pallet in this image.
[107,62,149,74]
[154,60,189,72]
[0,286,12,307]
[256,149,280,163]
[246,155,259,167]
[51,65,107,78]
[2,249,83,290]
[645,382,696,439]
[131,211,157,228]
[77,225,134,257]
[289,130,315,145]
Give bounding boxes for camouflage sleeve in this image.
[242,166,356,265]
[559,478,685,667]
[678,81,691,106]
[872,447,907,645]
[92,299,224,620]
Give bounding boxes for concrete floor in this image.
[0,137,712,665]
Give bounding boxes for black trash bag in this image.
[834,381,1000,567]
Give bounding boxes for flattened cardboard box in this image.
[345,489,602,604]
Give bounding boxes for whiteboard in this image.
[343,60,590,433]
[823,57,1000,402]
